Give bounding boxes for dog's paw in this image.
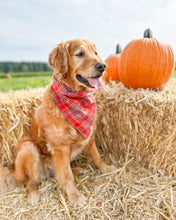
[68,190,87,207]
[27,191,40,206]
[101,164,117,173]
[72,167,87,175]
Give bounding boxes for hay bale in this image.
[0,82,176,218]
[1,80,176,177]
[0,157,175,219]
[5,74,11,79]
[0,88,45,164]
[95,78,176,177]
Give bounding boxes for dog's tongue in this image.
[87,77,103,90]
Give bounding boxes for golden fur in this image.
[0,39,115,207]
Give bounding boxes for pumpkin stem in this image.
[144,28,153,38]
[116,44,122,54]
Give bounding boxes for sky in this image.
[0,0,175,62]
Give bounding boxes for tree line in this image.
[0,62,52,73]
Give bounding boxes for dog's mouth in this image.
[76,74,103,90]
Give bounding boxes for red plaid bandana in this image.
[53,75,96,139]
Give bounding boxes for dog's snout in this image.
[95,62,106,72]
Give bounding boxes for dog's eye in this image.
[75,52,84,57]
[95,51,98,56]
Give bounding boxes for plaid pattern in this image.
[53,75,96,139]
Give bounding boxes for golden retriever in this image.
[0,39,116,207]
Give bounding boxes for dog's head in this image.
[48,39,106,91]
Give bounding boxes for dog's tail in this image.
[0,163,18,193]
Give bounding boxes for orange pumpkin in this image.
[103,44,122,82]
[118,28,175,89]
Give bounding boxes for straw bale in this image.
[0,82,176,218]
[0,88,45,165]
[0,154,176,219]
[95,79,176,178]
[1,80,176,175]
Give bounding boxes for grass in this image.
[0,71,53,92]
[0,69,176,92]
[172,68,176,78]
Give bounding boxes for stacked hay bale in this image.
[95,79,176,177]
[0,88,45,165]
[1,80,176,177]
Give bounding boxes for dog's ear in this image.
[48,42,69,74]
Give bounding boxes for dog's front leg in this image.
[53,145,86,207]
[86,139,116,172]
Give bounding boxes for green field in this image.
[172,68,176,78]
[0,69,176,92]
[0,71,53,92]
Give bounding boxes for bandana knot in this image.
[53,75,96,139]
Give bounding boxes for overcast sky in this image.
[0,0,175,62]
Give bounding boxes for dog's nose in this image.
[95,62,106,72]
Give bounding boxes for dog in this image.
[0,39,116,207]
